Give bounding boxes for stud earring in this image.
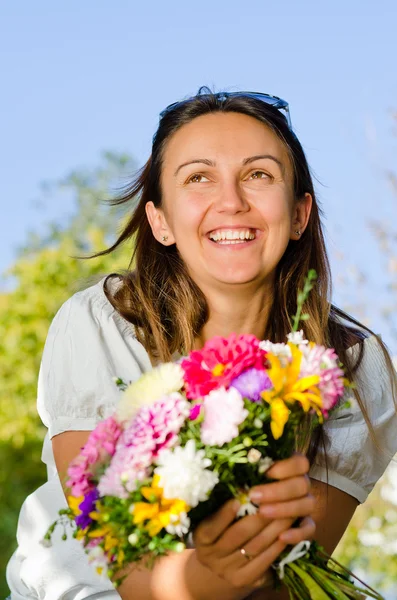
[295,230,301,236]
[162,235,168,242]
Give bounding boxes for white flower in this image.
[155,439,219,508]
[87,545,108,577]
[128,532,139,545]
[258,457,274,474]
[166,511,191,537]
[247,448,262,464]
[287,330,308,346]
[116,363,184,421]
[236,492,259,518]
[259,340,292,366]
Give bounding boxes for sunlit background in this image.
[1,1,397,596]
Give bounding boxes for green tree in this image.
[0,152,134,594]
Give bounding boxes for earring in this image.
[162,235,168,242]
[295,230,301,236]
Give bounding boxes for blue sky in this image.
[1,0,397,348]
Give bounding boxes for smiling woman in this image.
[6,88,397,600]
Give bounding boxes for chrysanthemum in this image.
[155,439,219,508]
[231,368,272,402]
[116,363,184,422]
[98,393,190,498]
[182,334,267,399]
[200,387,248,446]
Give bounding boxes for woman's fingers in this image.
[266,453,310,479]
[193,499,240,546]
[249,475,311,504]
[225,539,288,589]
[258,493,315,519]
[278,516,316,544]
[214,512,272,556]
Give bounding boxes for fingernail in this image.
[248,491,262,502]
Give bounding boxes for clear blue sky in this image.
[1,1,397,348]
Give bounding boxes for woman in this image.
[7,89,397,600]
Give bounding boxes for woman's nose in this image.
[213,181,249,214]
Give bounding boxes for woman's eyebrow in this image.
[174,159,215,177]
[242,154,284,172]
[174,154,284,177]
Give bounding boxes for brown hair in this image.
[92,88,397,464]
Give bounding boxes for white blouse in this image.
[6,278,397,599]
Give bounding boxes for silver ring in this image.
[240,547,253,561]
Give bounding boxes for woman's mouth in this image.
[208,228,257,245]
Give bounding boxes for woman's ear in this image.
[145,202,175,245]
[291,193,312,240]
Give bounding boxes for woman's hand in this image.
[193,454,316,590]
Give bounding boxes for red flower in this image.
[182,334,267,399]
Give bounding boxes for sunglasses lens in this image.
[159,92,291,128]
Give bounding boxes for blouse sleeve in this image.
[37,280,152,439]
[309,335,397,503]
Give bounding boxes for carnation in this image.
[300,344,345,415]
[201,387,248,446]
[155,439,219,508]
[99,393,190,498]
[182,334,267,399]
[66,416,122,497]
[116,363,184,421]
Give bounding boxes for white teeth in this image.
[209,229,255,242]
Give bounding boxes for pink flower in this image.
[300,345,345,416]
[201,387,248,446]
[98,393,189,498]
[66,416,122,497]
[182,334,267,399]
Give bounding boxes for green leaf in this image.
[288,564,331,599]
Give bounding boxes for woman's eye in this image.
[186,173,209,184]
[249,170,270,180]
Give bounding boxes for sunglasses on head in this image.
[159,91,292,129]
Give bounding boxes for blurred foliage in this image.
[0,152,134,593]
[334,461,397,591]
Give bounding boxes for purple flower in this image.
[75,489,99,529]
[230,368,272,402]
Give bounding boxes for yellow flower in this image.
[131,475,190,537]
[269,398,291,440]
[261,343,322,439]
[67,495,83,516]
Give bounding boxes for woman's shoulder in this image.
[53,275,134,339]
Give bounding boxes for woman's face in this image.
[147,112,311,292]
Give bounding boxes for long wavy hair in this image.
[92,88,396,463]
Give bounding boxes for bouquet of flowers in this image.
[45,272,383,599]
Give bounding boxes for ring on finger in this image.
[240,547,254,561]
